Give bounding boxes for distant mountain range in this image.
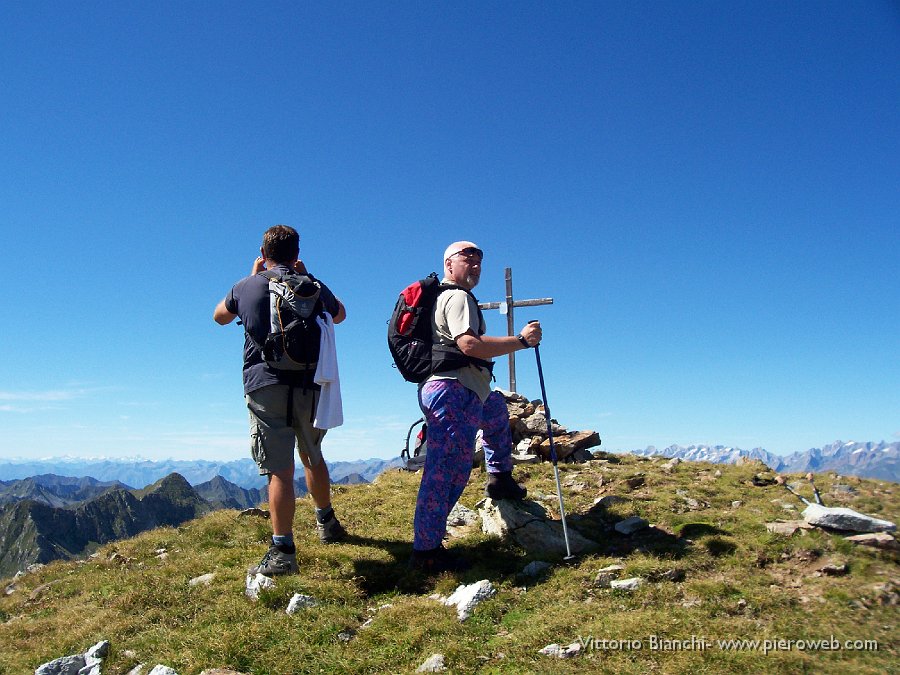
[0,457,402,578]
[0,473,218,578]
[0,456,403,491]
[631,440,899,482]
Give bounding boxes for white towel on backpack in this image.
[313,313,343,429]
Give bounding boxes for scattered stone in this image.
[752,473,778,486]
[239,507,270,519]
[819,562,849,576]
[415,654,447,672]
[189,573,216,587]
[199,670,250,675]
[625,475,645,490]
[522,561,552,578]
[286,594,318,614]
[439,580,497,621]
[731,501,743,508]
[610,577,643,591]
[29,583,53,602]
[594,495,628,509]
[650,568,686,583]
[845,532,900,550]
[593,564,625,588]
[337,631,354,642]
[148,667,179,675]
[714,469,722,478]
[766,520,814,536]
[874,582,900,606]
[245,573,275,600]
[661,458,681,473]
[614,516,649,535]
[447,503,479,527]
[684,497,705,510]
[35,655,86,675]
[539,643,581,658]
[35,640,111,675]
[802,504,897,533]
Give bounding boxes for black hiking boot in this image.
[485,471,527,500]
[249,543,298,577]
[316,514,348,543]
[408,546,471,574]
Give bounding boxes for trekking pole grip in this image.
[528,319,541,348]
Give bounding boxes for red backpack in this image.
[387,273,492,383]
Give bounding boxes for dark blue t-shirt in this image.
[224,265,341,394]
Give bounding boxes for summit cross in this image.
[478,267,553,392]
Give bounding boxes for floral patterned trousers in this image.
[413,380,513,551]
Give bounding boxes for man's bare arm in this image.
[213,299,237,325]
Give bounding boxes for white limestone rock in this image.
[440,580,496,621]
[286,594,318,614]
[245,572,275,600]
[802,504,896,533]
[415,653,447,672]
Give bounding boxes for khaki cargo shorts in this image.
[246,384,325,475]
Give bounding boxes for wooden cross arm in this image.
[478,298,554,310]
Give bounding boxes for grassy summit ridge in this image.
[1,455,897,674]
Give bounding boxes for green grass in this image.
[0,457,897,674]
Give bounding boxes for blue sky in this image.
[1,1,898,463]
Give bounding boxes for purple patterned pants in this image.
[413,380,513,551]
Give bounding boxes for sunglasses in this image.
[448,246,484,261]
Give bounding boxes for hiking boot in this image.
[249,544,298,577]
[408,546,471,574]
[316,515,348,543]
[485,471,527,500]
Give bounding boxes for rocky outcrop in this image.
[477,497,597,557]
[498,390,601,463]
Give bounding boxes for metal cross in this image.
[478,267,553,392]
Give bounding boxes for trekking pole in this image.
[529,321,575,561]
[806,473,824,505]
[775,475,811,506]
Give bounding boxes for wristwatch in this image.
[517,335,530,349]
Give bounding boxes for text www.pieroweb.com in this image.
[577,635,879,655]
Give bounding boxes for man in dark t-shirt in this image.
[214,224,347,576]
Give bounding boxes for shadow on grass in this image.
[344,533,534,596]
[342,510,738,597]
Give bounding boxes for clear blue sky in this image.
[2,1,898,463]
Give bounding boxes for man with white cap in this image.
[410,241,542,572]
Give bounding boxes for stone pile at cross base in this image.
[478,389,601,465]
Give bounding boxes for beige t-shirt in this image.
[426,285,493,402]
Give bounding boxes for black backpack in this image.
[250,269,324,371]
[387,273,492,383]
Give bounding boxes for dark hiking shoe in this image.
[249,544,298,577]
[408,546,471,574]
[485,471,527,500]
[317,515,348,543]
